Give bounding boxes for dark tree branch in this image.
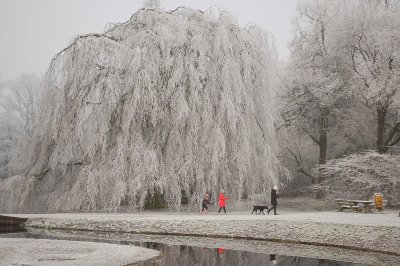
[286,147,301,166]
[298,167,316,179]
[351,49,371,90]
[51,34,120,63]
[255,117,266,143]
[385,122,400,146]
[388,134,400,146]
[301,127,320,146]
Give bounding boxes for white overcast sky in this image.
[0,0,297,81]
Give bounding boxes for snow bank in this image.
[0,238,159,265]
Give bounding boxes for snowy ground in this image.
[7,209,400,257]
[0,238,159,265]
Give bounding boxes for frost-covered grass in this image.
[0,238,159,266]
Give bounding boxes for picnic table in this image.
[335,199,374,213]
[352,200,374,213]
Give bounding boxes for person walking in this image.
[218,190,228,214]
[200,193,212,214]
[267,185,279,215]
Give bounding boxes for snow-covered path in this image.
[10,210,400,227]
[7,210,400,256]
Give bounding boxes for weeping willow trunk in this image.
[0,7,289,213]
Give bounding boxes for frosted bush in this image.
[1,8,289,212]
[321,151,400,205]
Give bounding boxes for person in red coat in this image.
[218,190,229,214]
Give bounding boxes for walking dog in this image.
[252,205,269,215]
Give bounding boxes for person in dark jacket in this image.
[200,193,212,214]
[267,185,279,215]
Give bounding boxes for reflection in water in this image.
[131,243,356,266]
[270,254,277,265]
[135,244,263,265]
[217,247,224,255]
[0,230,366,266]
[0,226,26,234]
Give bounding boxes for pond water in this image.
[0,228,387,265]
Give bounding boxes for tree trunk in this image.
[316,127,327,199]
[377,106,387,154]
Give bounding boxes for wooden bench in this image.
[336,199,361,212]
[336,199,387,213]
[335,199,374,213]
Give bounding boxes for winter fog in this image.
[0,0,296,80]
[0,1,399,265]
[1,0,399,211]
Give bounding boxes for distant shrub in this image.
[321,151,400,205]
[144,187,167,209]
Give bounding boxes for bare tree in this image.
[0,74,41,179]
[343,1,400,153]
[281,0,352,198]
[1,74,41,134]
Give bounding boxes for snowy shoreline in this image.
[20,227,400,265]
[8,211,400,257]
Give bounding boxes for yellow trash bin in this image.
[374,193,383,211]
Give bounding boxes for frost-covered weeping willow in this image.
[0,7,289,212]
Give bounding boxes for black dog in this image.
[252,205,269,215]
